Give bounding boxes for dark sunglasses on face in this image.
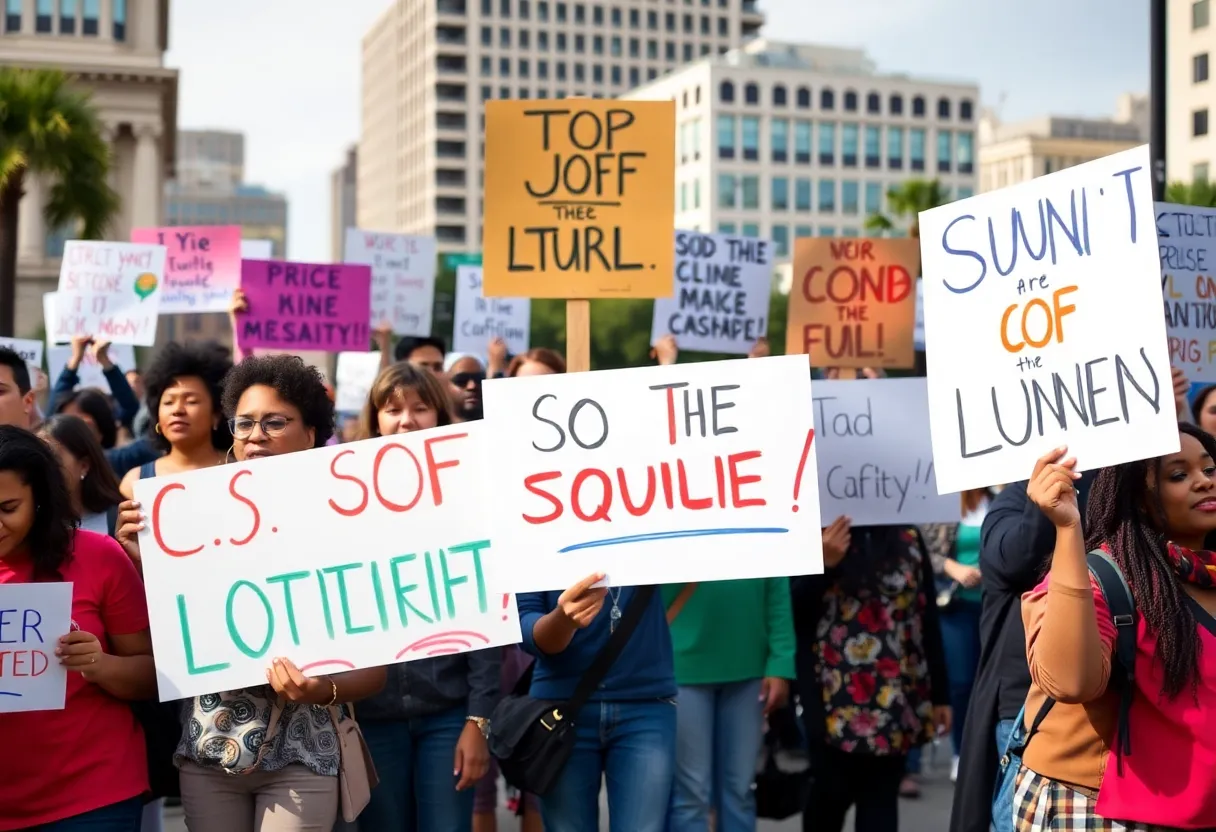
[451,372,484,388]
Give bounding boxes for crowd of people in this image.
[1,293,1215,832]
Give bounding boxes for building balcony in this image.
[436,140,466,159]
[437,197,467,215]
[436,111,468,132]
[437,0,466,16]
[436,169,467,189]
[437,56,468,76]
[436,26,467,46]
[436,83,468,105]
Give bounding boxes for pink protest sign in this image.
[131,225,242,314]
[238,260,372,353]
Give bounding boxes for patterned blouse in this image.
[814,528,935,756]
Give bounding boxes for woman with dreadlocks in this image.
[1015,424,1216,830]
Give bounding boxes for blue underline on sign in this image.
[0,691,22,697]
[559,527,790,553]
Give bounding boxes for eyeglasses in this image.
[229,416,294,440]
[451,372,485,388]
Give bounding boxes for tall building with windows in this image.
[1169,0,1215,183]
[625,39,980,260]
[330,145,358,260]
[358,0,765,252]
[1,0,178,337]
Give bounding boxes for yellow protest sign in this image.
[482,100,676,299]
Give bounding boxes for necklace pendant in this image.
[610,604,621,632]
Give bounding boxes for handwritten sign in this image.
[813,378,957,525]
[134,421,521,700]
[453,266,531,357]
[344,230,437,337]
[787,237,918,369]
[47,343,137,393]
[237,260,372,354]
[920,145,1176,493]
[0,582,72,713]
[914,279,925,351]
[650,231,772,354]
[335,351,383,414]
[241,239,274,260]
[482,355,823,592]
[482,100,676,299]
[1158,204,1216,383]
[0,338,43,369]
[53,241,165,347]
[131,225,242,314]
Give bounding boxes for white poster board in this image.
[53,242,165,347]
[46,344,137,393]
[914,279,925,351]
[43,292,65,346]
[650,230,771,354]
[344,230,437,337]
[920,146,1176,494]
[813,378,958,525]
[241,239,274,260]
[134,421,521,700]
[0,582,72,713]
[1157,203,1216,384]
[453,266,531,357]
[482,355,824,592]
[335,351,383,413]
[0,338,43,369]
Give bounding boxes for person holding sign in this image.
[49,335,141,448]
[0,427,157,831]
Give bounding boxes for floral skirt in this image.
[1013,766,1191,831]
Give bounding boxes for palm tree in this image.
[864,179,953,239]
[0,68,119,336]
[1165,179,1216,208]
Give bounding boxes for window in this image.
[794,224,812,241]
[574,2,584,22]
[1195,0,1210,29]
[742,116,760,161]
[520,0,530,18]
[720,80,734,103]
[909,128,926,171]
[889,94,903,115]
[819,225,837,237]
[629,37,639,57]
[647,9,657,28]
[772,225,790,257]
[771,118,789,162]
[611,65,621,85]
[937,130,952,172]
[556,61,566,80]
[937,97,952,119]
[742,176,760,209]
[538,30,549,49]
[1196,162,1211,181]
[818,180,836,213]
[592,34,602,53]
[520,59,531,78]
[960,99,973,121]
[556,1,566,21]
[719,173,737,208]
[796,178,812,212]
[717,114,736,159]
[499,57,511,75]
[610,6,620,24]
[593,64,603,82]
[647,39,657,58]
[957,131,974,174]
[719,222,737,234]
[841,181,859,215]
[912,95,926,117]
[683,43,693,61]
[666,41,676,60]
[629,67,639,86]
[864,125,881,168]
[481,85,492,100]
[481,26,492,44]
[797,86,811,108]
[500,26,511,46]
[59,0,75,33]
[745,83,759,105]
[773,85,787,107]
[866,91,880,114]
[842,227,860,239]
[742,223,760,239]
[795,120,811,164]
[35,0,50,32]
[593,4,602,24]
[481,56,493,75]
[1195,108,1210,137]
[683,12,692,31]
[844,90,858,112]
[957,186,974,199]
[864,181,882,214]
[112,0,124,39]
[820,88,835,110]
[718,16,727,36]
[538,59,549,79]
[772,176,790,211]
[501,0,511,14]
[665,11,675,30]
[557,32,566,51]
[5,0,20,32]
[887,126,904,169]
[630,7,639,27]
[482,0,492,13]
[693,179,701,209]
[818,122,836,166]
[700,13,710,33]
[679,182,688,212]
[1196,53,1210,83]
[841,123,858,167]
[575,33,585,51]
[610,35,620,55]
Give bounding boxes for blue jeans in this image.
[668,680,765,832]
[541,699,676,832]
[27,797,143,831]
[990,716,1022,832]
[359,708,473,832]
[941,598,983,753]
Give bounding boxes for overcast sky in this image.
[164,0,1149,262]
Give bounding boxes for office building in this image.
[358,0,765,252]
[1,0,178,337]
[626,39,980,259]
[331,145,358,260]
[1168,0,1215,183]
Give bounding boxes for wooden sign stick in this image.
[566,299,591,373]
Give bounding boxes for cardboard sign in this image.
[787,237,918,369]
[53,241,165,347]
[453,266,531,357]
[1158,204,1216,383]
[134,422,522,701]
[0,338,43,369]
[344,230,437,337]
[482,100,676,299]
[335,351,383,414]
[813,378,958,525]
[237,260,373,354]
[919,145,1176,494]
[131,225,242,314]
[482,355,823,592]
[241,239,274,260]
[0,582,72,713]
[650,231,772,354]
[47,343,137,393]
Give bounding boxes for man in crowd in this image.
[0,348,37,429]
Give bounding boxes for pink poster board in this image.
[131,225,242,314]
[237,260,372,353]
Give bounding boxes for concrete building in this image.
[1168,0,1215,183]
[625,39,980,259]
[330,145,357,260]
[978,94,1147,192]
[1,0,178,337]
[358,0,765,252]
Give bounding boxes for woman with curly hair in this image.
[0,426,156,831]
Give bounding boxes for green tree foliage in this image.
[1165,179,1216,208]
[864,178,953,239]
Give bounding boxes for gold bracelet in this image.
[324,677,338,707]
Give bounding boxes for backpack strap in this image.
[1085,550,1137,774]
[105,503,120,538]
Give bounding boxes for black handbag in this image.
[754,737,809,820]
[488,585,656,796]
[131,698,183,800]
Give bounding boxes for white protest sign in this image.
[920,145,1176,494]
[914,279,925,351]
[344,230,437,337]
[813,378,958,525]
[336,351,383,413]
[241,239,274,260]
[52,241,165,347]
[0,338,43,369]
[453,266,530,356]
[482,354,823,592]
[134,421,521,700]
[43,292,65,346]
[46,343,137,393]
[1157,204,1216,383]
[0,582,72,713]
[650,231,771,354]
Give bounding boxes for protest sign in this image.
[1157,203,1216,383]
[650,231,771,354]
[52,241,165,347]
[453,266,531,357]
[812,378,958,525]
[43,293,65,346]
[134,421,521,701]
[241,239,274,260]
[335,351,383,413]
[131,225,242,314]
[919,145,1175,494]
[482,100,676,299]
[0,582,72,713]
[237,260,372,354]
[482,355,823,592]
[787,238,918,369]
[47,343,137,393]
[344,230,437,337]
[914,279,925,351]
[0,338,43,369]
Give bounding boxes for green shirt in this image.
[661,578,797,686]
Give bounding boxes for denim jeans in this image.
[990,716,1022,832]
[359,707,474,832]
[668,680,765,832]
[940,598,983,752]
[27,797,143,831]
[540,699,676,832]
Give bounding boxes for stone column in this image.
[17,175,44,262]
[99,0,111,39]
[20,0,33,33]
[130,122,163,229]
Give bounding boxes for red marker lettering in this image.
[424,432,467,507]
[228,469,262,546]
[328,449,369,517]
[152,482,204,557]
[617,466,656,516]
[676,460,713,510]
[728,451,766,509]
[523,471,564,524]
[571,469,612,522]
[373,443,425,512]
